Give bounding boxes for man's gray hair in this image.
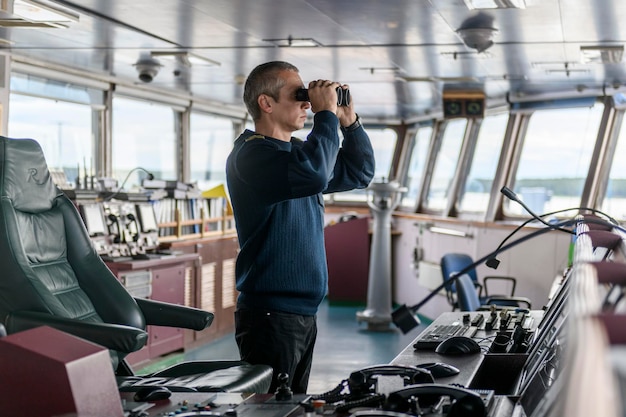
[243,61,299,121]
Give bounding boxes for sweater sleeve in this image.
[324,123,376,193]
[231,111,341,204]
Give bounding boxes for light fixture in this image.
[463,0,526,9]
[580,45,624,64]
[359,67,402,75]
[543,63,588,77]
[150,51,221,67]
[263,36,322,47]
[397,75,480,83]
[441,50,492,60]
[0,0,79,27]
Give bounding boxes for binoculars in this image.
[295,87,351,106]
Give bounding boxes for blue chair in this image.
[440,253,526,311]
[455,274,532,312]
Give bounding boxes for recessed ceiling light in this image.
[151,51,221,67]
[580,45,624,64]
[13,0,79,23]
[263,36,322,47]
[463,0,526,9]
[0,0,79,28]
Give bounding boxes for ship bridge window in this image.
[189,112,236,191]
[400,126,432,209]
[602,124,626,220]
[458,112,508,214]
[112,96,177,187]
[8,73,103,186]
[424,119,468,211]
[328,127,398,203]
[505,103,603,217]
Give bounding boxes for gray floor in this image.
[183,299,428,394]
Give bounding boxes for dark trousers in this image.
[235,308,317,394]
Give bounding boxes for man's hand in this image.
[307,80,340,114]
[336,84,357,127]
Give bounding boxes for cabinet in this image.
[163,235,239,350]
[324,217,370,304]
[105,253,199,367]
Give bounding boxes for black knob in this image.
[275,373,293,401]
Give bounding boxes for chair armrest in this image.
[473,282,484,298]
[483,295,532,309]
[134,298,214,331]
[5,311,148,353]
[483,276,517,297]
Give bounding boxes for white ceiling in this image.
[2,0,626,123]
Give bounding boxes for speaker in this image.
[0,326,124,417]
[442,91,485,118]
[443,98,464,118]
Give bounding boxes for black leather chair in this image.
[0,136,272,393]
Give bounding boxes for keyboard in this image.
[413,324,477,350]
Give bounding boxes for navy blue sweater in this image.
[225,111,375,315]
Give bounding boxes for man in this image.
[225,61,375,394]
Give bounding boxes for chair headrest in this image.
[0,137,61,213]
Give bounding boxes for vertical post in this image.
[356,181,407,331]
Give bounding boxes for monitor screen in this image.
[79,203,107,237]
[136,203,158,233]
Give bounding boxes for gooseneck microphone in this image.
[488,186,624,269]
[392,218,581,334]
[487,186,574,269]
[500,186,574,234]
[102,167,155,202]
[485,205,619,270]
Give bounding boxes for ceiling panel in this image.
[0,0,624,122]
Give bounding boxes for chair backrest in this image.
[440,253,478,294]
[0,137,144,367]
[455,274,482,312]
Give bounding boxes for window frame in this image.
[110,94,182,187]
[396,123,434,212]
[8,71,106,184]
[501,98,606,220]
[455,111,511,219]
[418,118,469,215]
